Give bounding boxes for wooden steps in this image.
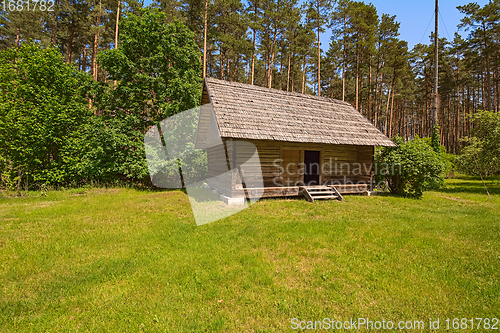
[301,186,344,203]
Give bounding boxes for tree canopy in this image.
[0,11,202,190]
[97,9,202,127]
[0,43,93,190]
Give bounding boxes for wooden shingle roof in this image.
[202,77,396,147]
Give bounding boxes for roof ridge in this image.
[204,77,353,107]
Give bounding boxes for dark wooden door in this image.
[304,150,320,185]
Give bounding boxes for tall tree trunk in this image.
[302,55,307,94]
[220,47,224,79]
[413,107,417,139]
[279,49,284,90]
[425,67,430,136]
[360,52,364,114]
[342,15,346,101]
[456,52,460,153]
[92,33,99,81]
[113,0,120,87]
[486,54,491,111]
[374,66,382,125]
[496,55,499,112]
[234,55,239,82]
[251,28,256,85]
[16,28,20,46]
[480,65,485,110]
[355,31,360,110]
[82,44,87,71]
[67,0,76,64]
[115,0,120,48]
[445,98,453,152]
[378,73,384,125]
[464,82,468,136]
[317,21,321,96]
[92,0,102,81]
[368,55,372,121]
[265,25,271,85]
[51,0,60,44]
[373,73,379,124]
[469,73,476,129]
[67,25,74,64]
[483,24,491,111]
[286,49,291,91]
[385,83,392,137]
[406,105,410,140]
[268,25,278,88]
[389,81,395,138]
[494,65,499,113]
[203,0,208,78]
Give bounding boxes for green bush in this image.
[456,111,500,176]
[0,43,94,190]
[418,136,455,178]
[63,116,150,184]
[375,136,447,198]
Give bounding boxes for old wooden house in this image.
[198,77,396,203]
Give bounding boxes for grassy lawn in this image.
[1,177,499,332]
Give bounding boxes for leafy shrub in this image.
[442,151,457,178]
[431,124,441,153]
[456,111,500,176]
[63,116,150,184]
[417,136,455,178]
[375,136,447,198]
[0,43,94,189]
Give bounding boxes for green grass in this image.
[1,178,499,332]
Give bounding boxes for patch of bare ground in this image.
[434,193,475,203]
[87,188,121,195]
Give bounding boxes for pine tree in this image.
[305,0,330,96]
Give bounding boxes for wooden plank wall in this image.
[206,144,232,197]
[229,139,374,187]
[356,146,375,184]
[282,149,301,186]
[207,138,375,197]
[226,139,282,196]
[322,145,374,184]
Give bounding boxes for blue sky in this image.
[320,0,490,49]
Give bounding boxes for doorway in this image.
[304,150,320,186]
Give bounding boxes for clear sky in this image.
[322,0,490,49]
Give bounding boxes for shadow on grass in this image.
[369,191,402,198]
[437,177,500,196]
[1,256,142,319]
